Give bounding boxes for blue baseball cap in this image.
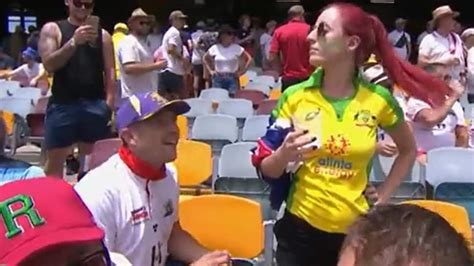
[116,92,190,132]
[22,47,38,60]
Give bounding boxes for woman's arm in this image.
[202,51,215,75]
[377,121,417,204]
[238,50,252,76]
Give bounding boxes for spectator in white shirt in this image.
[203,25,252,96]
[159,10,189,100]
[191,21,206,96]
[118,8,167,98]
[147,22,163,55]
[417,21,434,47]
[0,47,41,86]
[75,92,231,266]
[406,63,469,164]
[388,18,412,61]
[418,6,465,82]
[461,28,474,103]
[260,20,277,71]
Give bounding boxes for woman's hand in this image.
[376,141,398,157]
[364,184,379,206]
[275,129,319,164]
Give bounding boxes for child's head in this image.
[338,204,473,266]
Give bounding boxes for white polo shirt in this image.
[162,26,185,75]
[419,32,465,81]
[208,44,244,73]
[118,34,156,98]
[75,155,179,266]
[406,98,465,152]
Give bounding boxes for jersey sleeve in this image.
[418,36,433,58]
[378,90,405,130]
[74,174,118,250]
[207,45,217,57]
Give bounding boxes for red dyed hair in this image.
[324,3,449,106]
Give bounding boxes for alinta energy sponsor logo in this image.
[315,134,358,179]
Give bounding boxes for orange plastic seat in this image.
[0,110,15,135]
[174,140,212,187]
[179,194,264,258]
[403,200,473,246]
[239,74,250,88]
[269,89,281,100]
[177,115,188,140]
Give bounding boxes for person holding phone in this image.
[38,0,115,178]
[251,3,451,265]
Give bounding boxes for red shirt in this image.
[270,19,313,80]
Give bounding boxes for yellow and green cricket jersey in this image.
[273,68,403,233]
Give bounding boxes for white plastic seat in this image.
[10,87,43,102]
[0,80,20,91]
[245,82,271,96]
[184,98,214,118]
[0,97,35,118]
[242,115,269,142]
[254,75,276,88]
[245,70,258,81]
[199,88,230,101]
[426,147,474,187]
[218,142,258,179]
[217,99,254,119]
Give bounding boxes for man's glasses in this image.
[72,0,94,9]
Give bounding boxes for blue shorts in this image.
[45,99,112,149]
[212,73,239,94]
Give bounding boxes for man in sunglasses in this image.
[38,0,115,178]
[117,8,167,98]
[0,178,114,265]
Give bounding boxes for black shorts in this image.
[192,64,204,77]
[44,99,111,149]
[158,70,184,95]
[274,211,346,266]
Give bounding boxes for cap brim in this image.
[4,227,104,264]
[140,100,191,122]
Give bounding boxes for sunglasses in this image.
[72,0,94,9]
[139,21,151,26]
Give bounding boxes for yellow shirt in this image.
[112,32,127,79]
[273,68,403,233]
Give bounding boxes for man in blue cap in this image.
[75,92,230,266]
[0,47,41,86]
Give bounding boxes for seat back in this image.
[235,90,266,108]
[242,115,269,142]
[0,80,20,91]
[403,200,473,245]
[177,115,188,140]
[0,97,35,118]
[245,70,258,81]
[179,194,264,258]
[184,98,214,118]
[175,140,212,186]
[371,181,426,203]
[244,82,271,96]
[85,138,122,171]
[10,87,43,101]
[199,88,230,101]
[239,74,250,88]
[191,114,238,142]
[426,147,474,187]
[217,99,254,119]
[256,99,277,115]
[218,142,258,179]
[434,182,474,224]
[371,155,423,182]
[269,89,281,100]
[253,75,275,88]
[0,110,15,135]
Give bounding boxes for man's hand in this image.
[73,25,97,45]
[154,59,167,70]
[190,251,231,266]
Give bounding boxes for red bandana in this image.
[118,146,167,181]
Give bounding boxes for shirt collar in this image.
[300,67,363,90]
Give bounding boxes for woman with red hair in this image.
[251,3,449,266]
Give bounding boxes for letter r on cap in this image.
[0,195,46,239]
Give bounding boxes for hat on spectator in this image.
[116,92,190,132]
[22,47,38,60]
[169,10,188,21]
[432,5,459,23]
[128,8,154,24]
[0,178,105,264]
[461,28,474,41]
[114,22,129,32]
